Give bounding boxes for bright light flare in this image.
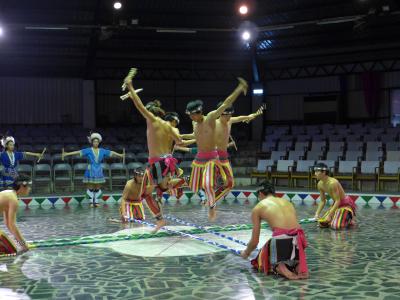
[242,31,251,41]
[239,5,248,15]
[113,2,122,9]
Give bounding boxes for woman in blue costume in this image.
[62,133,125,207]
[0,136,44,189]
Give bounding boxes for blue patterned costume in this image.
[1,151,25,188]
[80,148,111,184]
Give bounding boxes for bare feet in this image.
[151,218,167,234]
[276,263,299,280]
[208,207,217,221]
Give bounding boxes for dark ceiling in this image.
[0,0,399,78]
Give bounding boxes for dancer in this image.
[241,181,309,280]
[186,77,248,220]
[123,68,183,232]
[62,133,125,207]
[118,167,149,222]
[214,103,265,202]
[313,163,356,229]
[0,174,31,255]
[1,136,45,189]
[162,112,197,201]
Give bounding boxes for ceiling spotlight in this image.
[113,2,122,10]
[0,27,3,36]
[239,5,248,15]
[242,31,251,41]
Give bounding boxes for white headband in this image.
[87,133,102,143]
[1,136,15,148]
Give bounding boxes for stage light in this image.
[0,27,3,37]
[253,89,264,95]
[114,2,122,9]
[242,31,251,41]
[239,5,248,15]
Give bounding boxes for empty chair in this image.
[101,163,111,191]
[124,152,136,163]
[362,134,380,142]
[347,141,364,151]
[251,159,274,182]
[365,151,384,161]
[385,142,400,151]
[356,161,380,191]
[345,151,363,161]
[366,141,382,152]
[16,164,33,178]
[345,134,362,142]
[73,163,88,191]
[33,164,52,193]
[334,161,358,190]
[294,142,309,151]
[290,160,315,188]
[311,141,327,152]
[386,151,400,161]
[378,161,400,191]
[51,153,65,165]
[312,134,326,141]
[296,135,311,142]
[326,151,343,161]
[329,142,345,152]
[261,141,276,152]
[288,150,305,160]
[270,151,287,161]
[135,152,148,163]
[53,163,73,192]
[269,160,294,186]
[306,151,323,161]
[380,134,398,143]
[277,141,293,151]
[329,135,345,142]
[279,135,294,142]
[110,163,128,191]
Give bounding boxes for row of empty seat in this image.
[251,159,400,192]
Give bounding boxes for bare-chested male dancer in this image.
[123,68,182,232]
[214,103,265,203]
[185,77,248,220]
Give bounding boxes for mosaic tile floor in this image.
[1,201,400,299]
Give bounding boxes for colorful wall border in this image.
[18,190,399,207]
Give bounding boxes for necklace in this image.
[7,151,15,166]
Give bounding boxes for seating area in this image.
[0,124,257,193]
[2,122,400,194]
[252,123,400,192]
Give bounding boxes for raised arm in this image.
[230,105,265,124]
[208,77,248,120]
[123,69,157,122]
[314,182,327,219]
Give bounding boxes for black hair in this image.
[257,181,275,196]
[186,100,203,114]
[13,174,31,191]
[145,100,165,118]
[314,162,329,174]
[133,167,145,176]
[164,112,180,125]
